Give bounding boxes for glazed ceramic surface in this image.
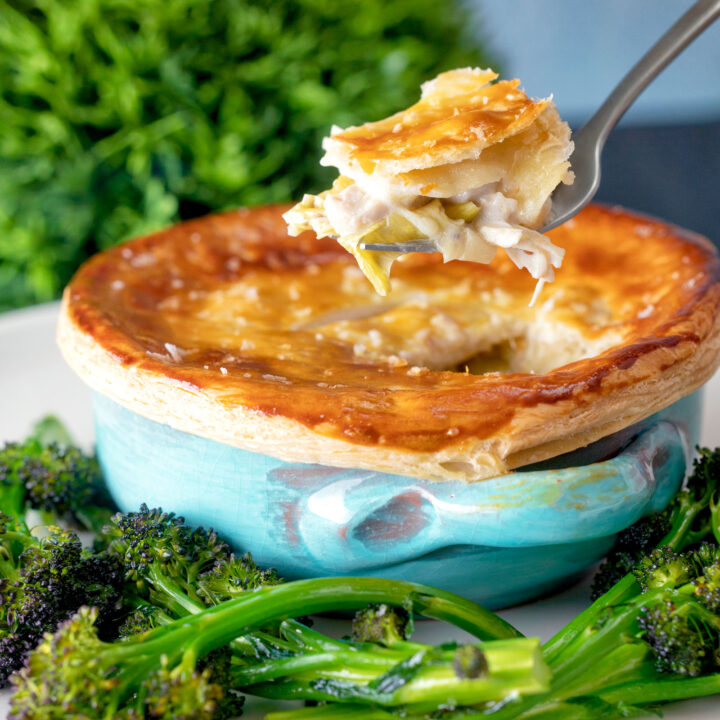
[94,391,699,608]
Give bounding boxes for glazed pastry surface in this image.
[321,68,550,172]
[59,204,720,481]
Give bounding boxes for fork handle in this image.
[578,0,720,150]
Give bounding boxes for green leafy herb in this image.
[0,0,493,310]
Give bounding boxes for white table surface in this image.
[1,302,718,719]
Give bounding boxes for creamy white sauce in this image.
[328,179,563,303]
[324,183,390,235]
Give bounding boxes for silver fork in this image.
[360,0,720,253]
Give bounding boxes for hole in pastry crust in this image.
[455,341,513,375]
[308,281,621,376]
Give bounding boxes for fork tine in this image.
[358,241,438,253]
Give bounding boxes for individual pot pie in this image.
[283,68,574,300]
[58,204,720,483]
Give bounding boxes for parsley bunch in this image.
[0,0,492,310]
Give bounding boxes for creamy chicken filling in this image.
[284,177,563,304]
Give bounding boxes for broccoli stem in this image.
[231,618,436,688]
[0,516,34,583]
[280,616,428,658]
[712,496,720,544]
[28,416,75,447]
[543,642,653,702]
[133,570,434,690]
[233,650,400,686]
[544,601,643,688]
[542,574,638,664]
[139,574,521,642]
[599,673,720,704]
[244,638,548,708]
[0,482,26,522]
[174,576,520,661]
[136,568,482,687]
[266,705,398,720]
[231,626,302,657]
[221,576,519,640]
[391,638,549,707]
[463,597,653,720]
[147,565,205,617]
[664,502,711,551]
[492,699,633,720]
[282,617,363,651]
[239,636,522,686]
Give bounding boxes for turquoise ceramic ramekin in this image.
[94,390,698,609]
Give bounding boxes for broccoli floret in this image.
[104,508,281,651]
[14,530,86,629]
[0,634,34,690]
[198,552,281,606]
[687,543,720,614]
[0,417,114,531]
[633,547,694,591]
[74,550,126,638]
[103,504,231,581]
[10,607,242,719]
[142,658,226,720]
[592,446,720,602]
[692,575,720,614]
[637,596,719,677]
[118,602,187,641]
[616,512,672,554]
[9,607,116,718]
[103,505,280,618]
[104,506,279,641]
[0,516,123,686]
[590,550,638,601]
[591,513,671,599]
[16,443,99,519]
[118,605,164,639]
[632,546,720,677]
[664,447,720,550]
[352,604,412,647]
[0,523,85,685]
[687,447,720,499]
[103,504,232,617]
[200,648,246,720]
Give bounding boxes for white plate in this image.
[1,302,718,719]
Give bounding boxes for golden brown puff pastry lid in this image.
[58,204,720,482]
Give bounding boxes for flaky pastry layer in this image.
[322,68,548,174]
[59,205,720,482]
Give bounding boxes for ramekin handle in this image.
[285,421,686,572]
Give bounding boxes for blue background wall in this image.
[475,0,720,244]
